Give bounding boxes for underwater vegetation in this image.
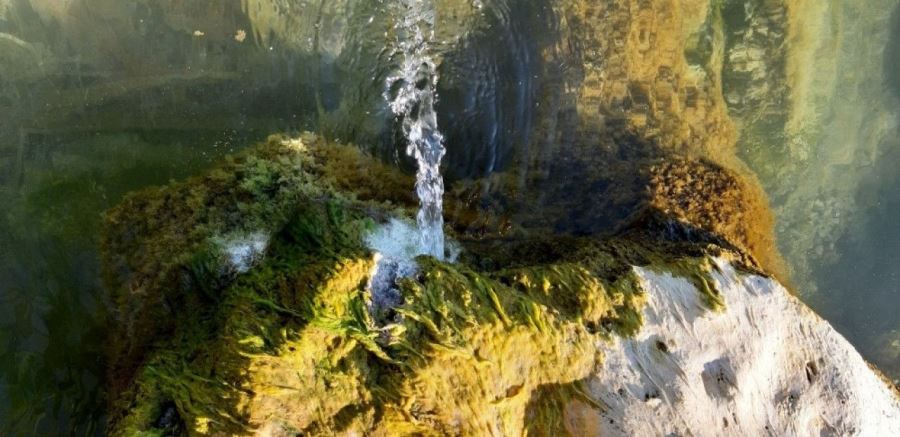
[100,134,766,435]
[3,0,900,433]
[0,131,255,435]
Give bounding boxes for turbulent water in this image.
[384,0,447,259]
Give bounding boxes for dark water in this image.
[815,142,900,380]
[0,130,262,433]
[806,2,900,380]
[1,0,899,433]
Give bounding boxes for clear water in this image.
[1,0,899,433]
[384,0,447,259]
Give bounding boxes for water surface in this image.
[1,0,899,432]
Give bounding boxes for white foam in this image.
[363,219,420,318]
[384,0,447,259]
[219,232,269,274]
[365,218,421,263]
[363,218,459,318]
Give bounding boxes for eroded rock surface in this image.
[577,259,900,436]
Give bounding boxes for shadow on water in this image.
[811,2,900,381]
[437,0,557,179]
[434,0,678,241]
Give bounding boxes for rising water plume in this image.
[384,0,447,259]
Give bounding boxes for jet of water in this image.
[384,0,446,259]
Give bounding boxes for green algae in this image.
[646,257,726,312]
[101,134,762,436]
[99,140,629,434]
[109,218,652,435]
[100,133,412,397]
[110,200,377,436]
[497,263,646,337]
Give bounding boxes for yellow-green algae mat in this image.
[102,135,734,436]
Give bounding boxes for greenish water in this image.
[731,0,900,382]
[0,130,264,433]
[2,0,900,433]
[807,1,900,380]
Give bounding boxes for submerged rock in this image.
[101,134,900,435]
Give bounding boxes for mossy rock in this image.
[101,134,414,403]
[105,197,649,435]
[102,133,764,435]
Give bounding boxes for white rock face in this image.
[579,259,900,436]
